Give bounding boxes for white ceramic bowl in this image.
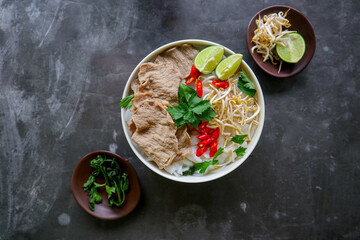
[121,39,265,183]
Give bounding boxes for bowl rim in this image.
[71,150,141,220]
[246,5,316,78]
[121,39,265,183]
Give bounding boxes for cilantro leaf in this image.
[167,84,215,129]
[89,186,102,211]
[188,94,202,108]
[83,155,129,211]
[119,94,134,109]
[83,175,95,192]
[197,108,216,122]
[182,148,224,176]
[230,135,247,145]
[238,72,256,97]
[199,159,219,173]
[192,101,213,115]
[166,105,187,120]
[234,146,246,157]
[178,83,197,104]
[230,135,248,157]
[213,147,224,161]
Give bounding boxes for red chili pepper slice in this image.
[198,122,208,132]
[189,65,198,77]
[196,146,208,157]
[211,128,220,140]
[203,128,215,135]
[186,77,195,85]
[197,134,211,140]
[196,80,203,98]
[197,137,214,148]
[212,79,229,89]
[186,65,201,85]
[209,141,217,157]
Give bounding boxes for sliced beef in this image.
[155,44,198,78]
[173,126,192,162]
[131,101,179,169]
[136,62,182,107]
[129,44,198,168]
[131,78,140,94]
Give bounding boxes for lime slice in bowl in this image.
[276,33,306,63]
[215,54,243,80]
[194,46,224,74]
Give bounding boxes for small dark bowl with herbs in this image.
[72,150,141,220]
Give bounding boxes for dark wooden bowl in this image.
[72,150,141,220]
[246,5,316,78]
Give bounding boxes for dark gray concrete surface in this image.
[1,0,359,239]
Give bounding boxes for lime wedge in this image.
[194,46,224,74]
[276,33,306,63]
[215,54,243,80]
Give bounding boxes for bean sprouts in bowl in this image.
[121,39,265,183]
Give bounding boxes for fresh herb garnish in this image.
[234,147,246,157]
[183,148,224,176]
[238,72,256,97]
[166,84,216,129]
[119,94,134,109]
[230,134,247,157]
[83,155,129,211]
[230,135,247,145]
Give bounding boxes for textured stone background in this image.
[0,0,359,239]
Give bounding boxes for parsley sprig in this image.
[183,148,224,176]
[238,72,256,97]
[166,84,216,129]
[230,134,247,157]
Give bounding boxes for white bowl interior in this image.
[121,39,265,183]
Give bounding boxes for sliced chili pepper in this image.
[209,141,218,157]
[197,134,211,140]
[186,65,201,85]
[197,137,214,148]
[198,122,208,132]
[203,127,215,135]
[189,65,198,77]
[186,77,195,85]
[212,79,229,89]
[196,79,203,98]
[211,128,220,140]
[196,146,208,157]
[198,127,214,135]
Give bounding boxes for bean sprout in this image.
[251,9,295,73]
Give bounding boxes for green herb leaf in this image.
[183,166,196,176]
[83,155,129,211]
[230,135,248,157]
[213,147,224,161]
[119,94,134,109]
[230,135,247,145]
[83,175,95,192]
[199,159,219,173]
[197,108,216,122]
[234,146,246,157]
[182,148,224,176]
[178,83,197,104]
[191,101,213,115]
[166,105,187,120]
[89,186,102,211]
[167,84,215,129]
[238,72,256,97]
